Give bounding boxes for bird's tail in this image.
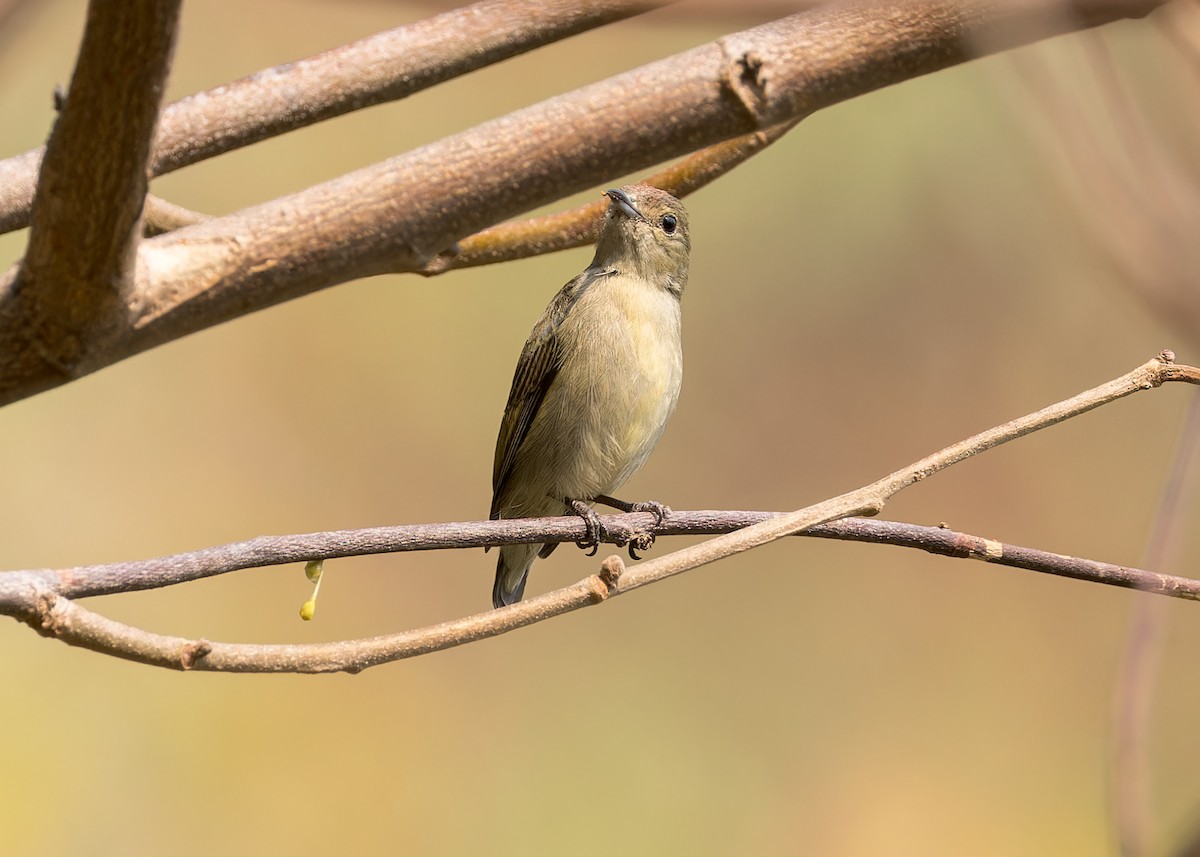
[493,543,540,608]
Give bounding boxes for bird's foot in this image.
[567,498,604,556]
[593,494,671,559]
[593,494,671,525]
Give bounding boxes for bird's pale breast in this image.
[500,272,682,516]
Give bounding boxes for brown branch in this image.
[3,353,1196,673]
[0,0,1167,408]
[607,353,1200,594]
[151,0,668,176]
[0,0,669,235]
[25,0,179,290]
[11,516,1200,673]
[0,0,180,394]
[3,510,1196,604]
[0,150,38,234]
[419,119,800,274]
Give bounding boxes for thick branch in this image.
[0,0,668,235]
[0,0,1168,406]
[0,0,179,394]
[3,353,1196,673]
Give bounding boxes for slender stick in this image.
[613,354,1199,593]
[5,354,1197,673]
[2,510,1192,603]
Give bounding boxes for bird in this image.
[488,184,691,608]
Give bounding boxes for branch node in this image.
[179,638,213,670]
[719,40,769,124]
[597,555,626,596]
[979,538,1004,559]
[21,587,68,638]
[739,51,767,91]
[947,532,1004,560]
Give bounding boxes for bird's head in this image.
[594,184,690,296]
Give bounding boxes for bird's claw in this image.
[622,500,667,559]
[593,494,671,526]
[628,531,656,561]
[631,500,670,527]
[575,495,670,559]
[568,498,604,556]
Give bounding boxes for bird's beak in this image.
[605,188,646,222]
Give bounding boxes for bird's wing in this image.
[490,269,604,519]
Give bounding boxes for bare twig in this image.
[3,353,1196,673]
[0,0,670,235]
[0,0,1168,407]
[608,354,1200,594]
[5,509,1199,610]
[4,509,1195,603]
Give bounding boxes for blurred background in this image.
[2,1,1199,854]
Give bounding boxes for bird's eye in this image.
[661,214,677,235]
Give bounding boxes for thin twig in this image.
[4,353,1196,673]
[2,509,1194,603]
[608,354,1200,595]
